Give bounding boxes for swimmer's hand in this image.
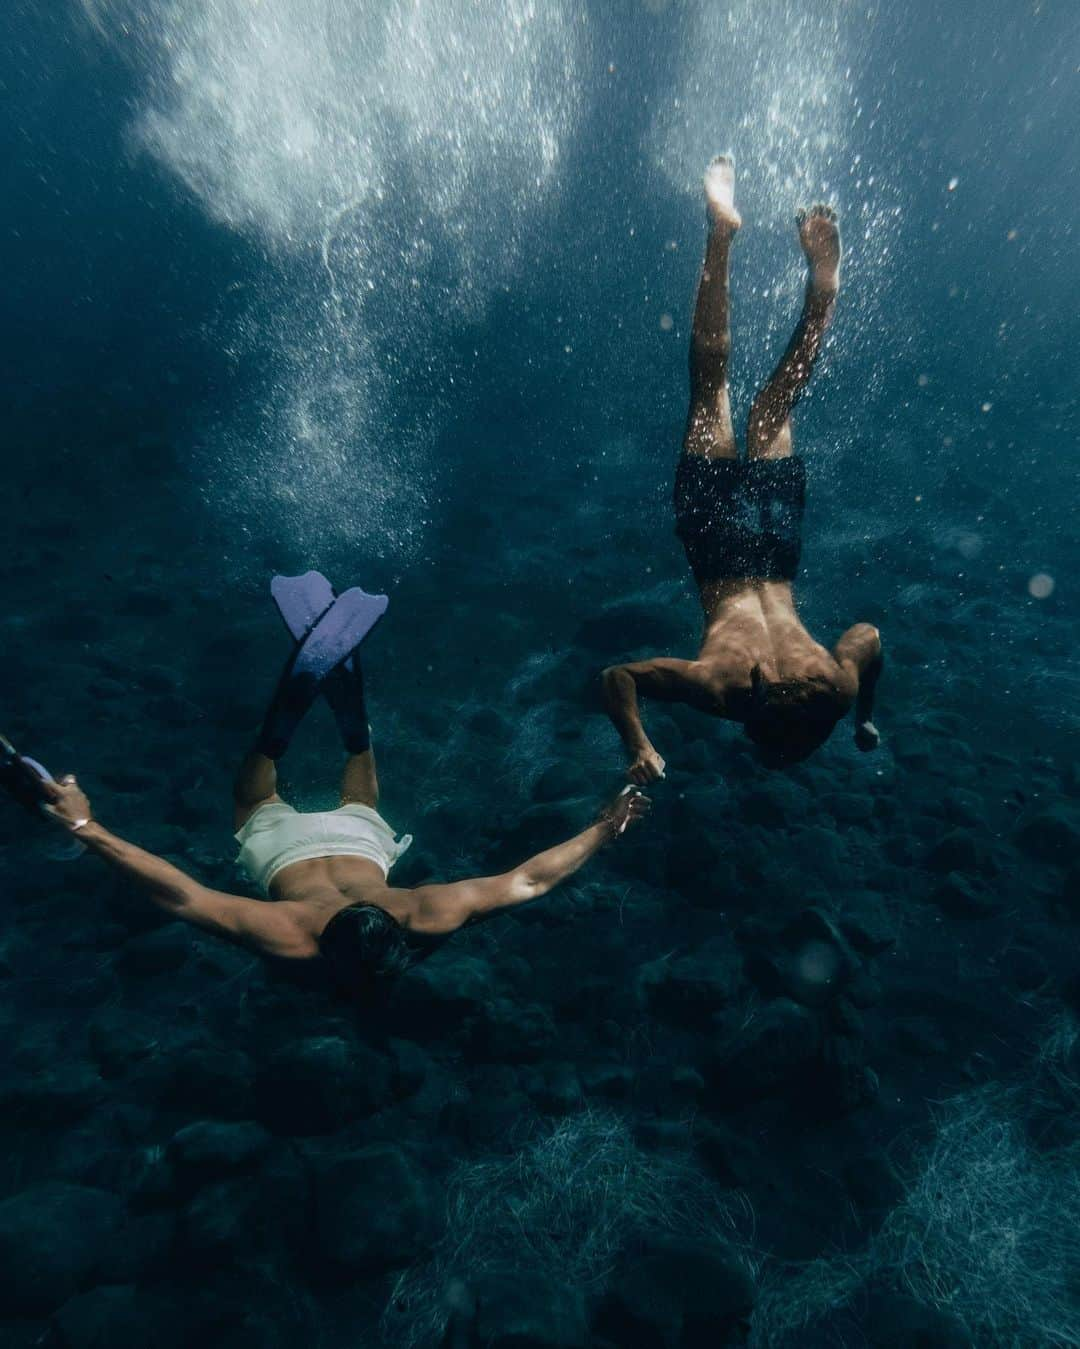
[40,774,94,831]
[597,786,651,841]
[854,720,880,752]
[627,746,666,785]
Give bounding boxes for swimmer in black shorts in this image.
[603,156,883,775]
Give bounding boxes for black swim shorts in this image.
[673,453,806,582]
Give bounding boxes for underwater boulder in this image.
[924,829,981,875]
[255,1036,390,1135]
[1059,864,1080,919]
[1013,806,1080,864]
[0,1064,104,1129]
[575,603,686,656]
[467,1268,588,1349]
[86,1008,159,1079]
[836,892,897,955]
[166,1120,272,1187]
[0,1182,124,1313]
[179,1152,306,1266]
[597,1238,754,1348]
[693,1118,758,1189]
[311,1145,434,1274]
[861,1290,973,1348]
[635,947,742,1026]
[142,1043,255,1119]
[707,998,822,1107]
[391,955,496,1035]
[49,1284,146,1349]
[522,1062,584,1115]
[469,999,556,1063]
[930,872,1000,918]
[115,923,192,975]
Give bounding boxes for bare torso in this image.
[695,579,857,716]
[266,856,410,945]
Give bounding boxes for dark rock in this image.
[893,738,934,770]
[844,1150,903,1222]
[146,1044,255,1118]
[823,791,875,824]
[862,1290,973,1347]
[1014,807,1080,864]
[942,789,984,826]
[744,908,862,1008]
[180,1153,306,1264]
[167,1120,271,1185]
[739,783,791,828]
[0,1065,104,1128]
[597,1239,754,1348]
[925,829,979,874]
[635,947,741,1025]
[48,1285,145,1349]
[391,955,495,1033]
[531,762,590,803]
[312,1145,433,1273]
[894,1016,948,1057]
[174,786,219,827]
[708,999,821,1106]
[582,1064,635,1100]
[256,1036,390,1135]
[123,587,174,617]
[116,924,192,975]
[1059,865,1080,919]
[837,893,897,954]
[387,1038,431,1099]
[98,1212,174,1283]
[998,945,1048,991]
[96,764,159,794]
[466,707,512,740]
[931,872,999,918]
[466,1268,588,1349]
[812,1023,880,1118]
[87,1010,159,1078]
[144,692,205,728]
[0,1183,123,1313]
[523,1062,583,1114]
[694,1119,758,1188]
[471,1000,556,1063]
[576,604,685,655]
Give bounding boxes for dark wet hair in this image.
[742,667,843,767]
[318,903,413,993]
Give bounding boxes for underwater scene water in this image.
[1,1,1078,1344]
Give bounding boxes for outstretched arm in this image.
[602,659,712,784]
[833,624,883,750]
[43,778,316,959]
[408,789,651,934]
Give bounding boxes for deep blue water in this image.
[1,2,1078,1346]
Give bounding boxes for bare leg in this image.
[747,205,841,460]
[341,750,379,808]
[684,156,741,460]
[233,749,283,830]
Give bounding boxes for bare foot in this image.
[797,204,840,293]
[704,155,741,234]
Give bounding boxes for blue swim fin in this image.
[271,570,337,643]
[0,732,56,813]
[290,585,389,681]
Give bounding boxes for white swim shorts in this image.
[235,802,413,896]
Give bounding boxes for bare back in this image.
[696,579,857,716]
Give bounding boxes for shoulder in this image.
[833,623,882,667]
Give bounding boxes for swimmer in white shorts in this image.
[38,572,650,995]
